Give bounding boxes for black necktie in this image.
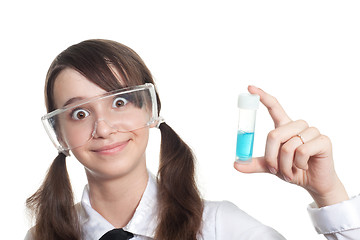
[99,228,134,240]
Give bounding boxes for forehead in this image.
[53,68,107,109]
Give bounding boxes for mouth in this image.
[92,140,130,155]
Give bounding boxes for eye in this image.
[112,97,128,108]
[71,109,90,120]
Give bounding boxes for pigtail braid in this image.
[26,153,80,240]
[156,123,204,240]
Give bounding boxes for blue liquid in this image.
[236,131,255,162]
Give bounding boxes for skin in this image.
[234,85,349,208]
[54,68,150,227]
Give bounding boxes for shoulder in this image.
[202,200,262,229]
[203,200,262,226]
[202,200,286,240]
[24,227,34,240]
[24,203,85,240]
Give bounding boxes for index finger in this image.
[248,85,291,128]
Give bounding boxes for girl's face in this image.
[53,68,150,179]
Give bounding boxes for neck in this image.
[86,163,149,228]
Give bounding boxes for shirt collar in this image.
[78,173,158,240]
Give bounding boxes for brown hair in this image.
[26,39,204,240]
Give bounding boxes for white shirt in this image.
[25,174,360,240]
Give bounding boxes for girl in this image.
[25,39,360,240]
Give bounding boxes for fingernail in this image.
[283,175,292,183]
[249,85,262,91]
[268,167,277,174]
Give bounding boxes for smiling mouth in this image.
[92,141,130,155]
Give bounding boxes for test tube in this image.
[236,93,260,162]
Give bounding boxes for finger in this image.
[265,120,309,172]
[294,134,332,171]
[234,157,269,174]
[291,127,321,170]
[248,85,291,128]
[279,127,320,180]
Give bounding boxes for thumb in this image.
[234,157,270,173]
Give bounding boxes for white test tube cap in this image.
[238,93,260,109]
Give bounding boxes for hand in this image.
[234,85,349,207]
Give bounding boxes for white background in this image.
[1,1,359,239]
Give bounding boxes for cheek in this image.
[132,128,150,152]
[58,119,93,150]
[121,108,151,130]
[70,147,88,166]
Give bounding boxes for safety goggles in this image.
[42,83,161,153]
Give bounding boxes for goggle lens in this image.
[42,84,159,152]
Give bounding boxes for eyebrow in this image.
[62,97,84,108]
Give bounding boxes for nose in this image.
[92,119,117,139]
